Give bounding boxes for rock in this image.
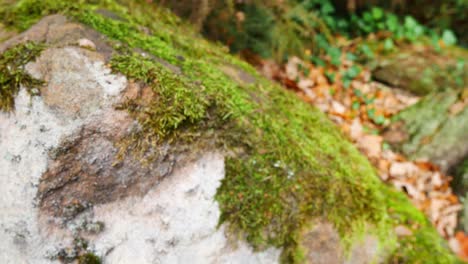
[78,38,96,50]
[0,2,458,263]
[372,49,468,95]
[388,91,468,174]
[0,15,282,263]
[299,221,381,264]
[386,88,468,234]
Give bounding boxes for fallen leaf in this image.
[450,101,467,115]
[389,162,419,178]
[357,134,382,158]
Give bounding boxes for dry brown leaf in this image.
[297,79,315,91]
[449,101,467,115]
[357,134,382,158]
[389,162,419,178]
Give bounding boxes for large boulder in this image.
[0,0,458,263]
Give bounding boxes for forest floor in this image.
[257,51,468,260]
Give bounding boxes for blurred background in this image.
[154,0,468,62]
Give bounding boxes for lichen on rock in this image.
[386,90,468,173]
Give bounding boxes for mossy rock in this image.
[0,0,461,263]
[454,160,468,233]
[372,48,468,95]
[385,89,468,173]
[385,88,468,235]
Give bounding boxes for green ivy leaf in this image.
[352,101,360,110]
[442,29,457,46]
[359,44,374,58]
[327,47,342,66]
[386,14,399,33]
[371,7,384,20]
[325,71,336,83]
[383,38,394,51]
[343,78,351,88]
[404,16,418,30]
[346,52,357,61]
[346,65,361,79]
[373,115,385,125]
[310,56,326,67]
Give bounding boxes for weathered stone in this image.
[386,90,468,174]
[0,15,113,60]
[373,49,468,95]
[298,221,382,264]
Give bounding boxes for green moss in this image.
[0,41,44,111]
[383,187,460,263]
[111,53,212,141]
[0,0,460,263]
[0,0,83,31]
[78,253,101,264]
[77,5,394,260]
[391,228,459,263]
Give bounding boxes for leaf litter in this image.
[259,52,468,260]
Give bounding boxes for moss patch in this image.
[383,187,459,263]
[78,253,101,264]
[0,41,44,111]
[0,0,460,263]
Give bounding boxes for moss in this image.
[78,253,101,264]
[0,41,44,111]
[391,227,459,263]
[383,187,460,263]
[0,0,460,263]
[0,0,88,31]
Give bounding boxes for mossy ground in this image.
[0,41,44,111]
[0,0,460,262]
